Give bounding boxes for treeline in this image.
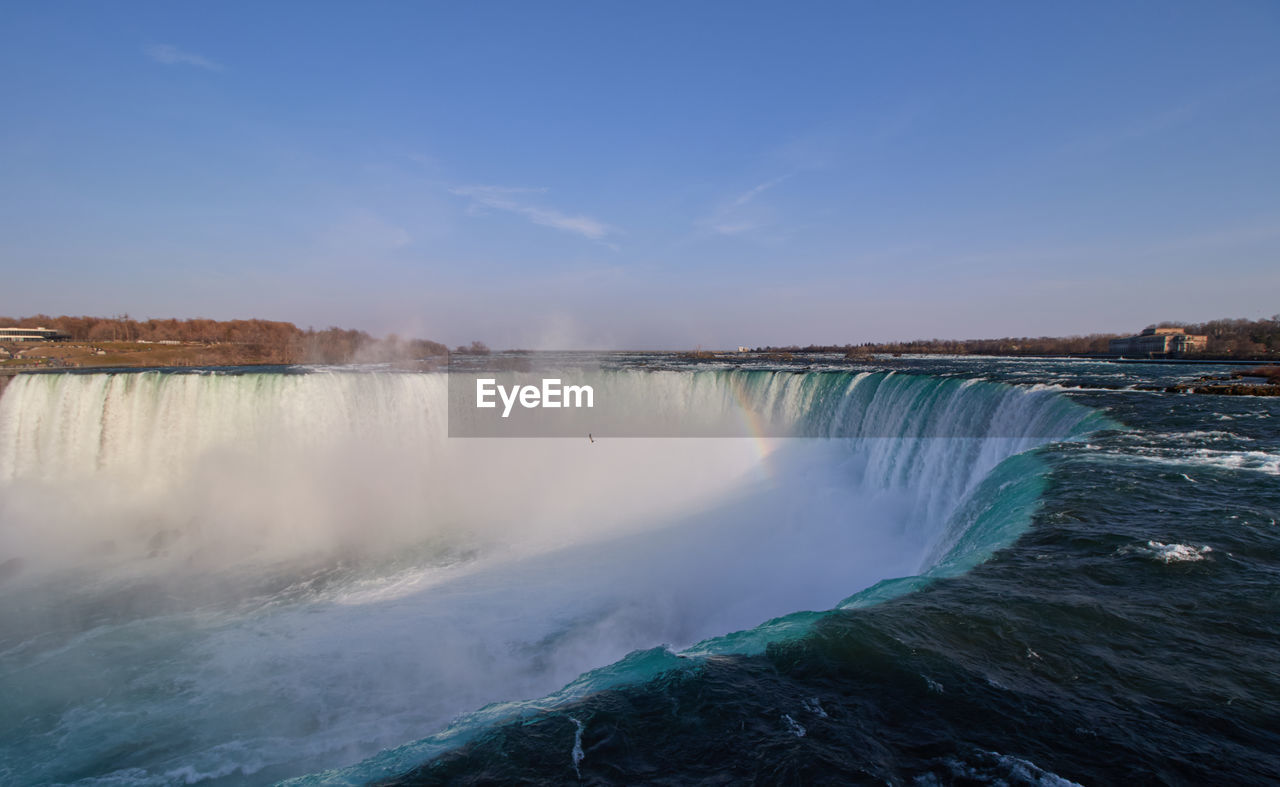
[757,316,1280,360]
[0,315,452,364]
[836,334,1117,357]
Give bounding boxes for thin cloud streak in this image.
[145,44,224,72]
[710,221,759,236]
[451,185,613,240]
[730,174,790,208]
[701,173,793,236]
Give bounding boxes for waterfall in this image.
[0,369,1100,786]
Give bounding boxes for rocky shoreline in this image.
[1166,382,1280,396]
[1163,366,1280,396]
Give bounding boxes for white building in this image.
[0,327,71,343]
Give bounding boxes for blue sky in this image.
[2,2,1278,348]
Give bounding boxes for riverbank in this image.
[0,339,298,371]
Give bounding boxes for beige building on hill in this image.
[1109,327,1208,357]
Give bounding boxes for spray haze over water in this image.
[0,366,1098,784]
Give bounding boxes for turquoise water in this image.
[2,357,1273,784]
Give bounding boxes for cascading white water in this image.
[0,369,1095,785]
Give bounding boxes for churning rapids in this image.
[0,363,1137,784]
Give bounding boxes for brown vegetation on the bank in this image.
[680,346,717,359]
[0,315,456,366]
[452,341,491,355]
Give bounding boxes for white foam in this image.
[938,750,1083,786]
[570,717,585,778]
[1103,447,1280,476]
[986,752,1082,786]
[1122,541,1213,563]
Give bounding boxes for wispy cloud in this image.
[702,174,792,236]
[709,221,759,236]
[729,175,790,209]
[145,44,224,72]
[1063,99,1202,155]
[1059,77,1277,158]
[451,185,613,240]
